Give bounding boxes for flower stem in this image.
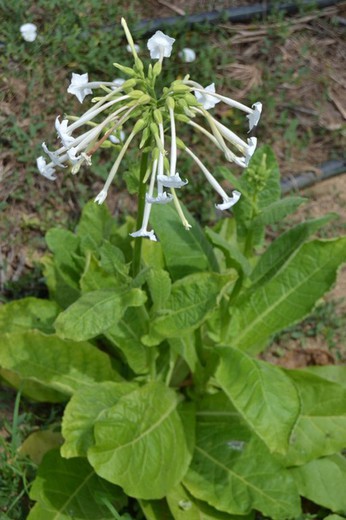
[131,148,150,277]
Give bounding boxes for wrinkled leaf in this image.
[88,382,193,499]
[28,449,126,519]
[167,484,254,519]
[0,331,116,398]
[55,288,146,341]
[284,370,346,465]
[216,347,300,454]
[184,392,301,519]
[250,215,336,287]
[0,298,59,334]
[225,238,346,354]
[251,196,306,227]
[150,203,219,280]
[291,454,346,512]
[62,381,138,458]
[144,272,236,346]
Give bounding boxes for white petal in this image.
[20,23,37,42]
[37,156,57,181]
[112,78,125,90]
[146,192,173,204]
[216,190,241,211]
[42,142,66,168]
[247,102,262,131]
[157,173,188,188]
[67,72,93,103]
[130,229,157,241]
[94,189,108,204]
[194,83,221,110]
[245,137,257,165]
[179,48,196,63]
[147,30,175,59]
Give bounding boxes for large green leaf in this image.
[54,288,146,341]
[291,454,346,513]
[303,365,346,387]
[251,196,307,227]
[79,254,126,293]
[88,382,194,499]
[250,215,336,287]
[145,267,172,312]
[216,347,300,454]
[0,297,59,334]
[143,272,236,346]
[43,227,84,308]
[224,238,346,354]
[104,306,149,375]
[205,228,252,276]
[284,370,346,465]
[168,333,198,373]
[167,484,254,519]
[61,381,138,458]
[28,449,126,519]
[183,393,301,519]
[150,203,219,280]
[0,331,116,398]
[76,200,117,252]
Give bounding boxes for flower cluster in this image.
[37,19,262,241]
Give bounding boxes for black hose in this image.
[280,159,346,194]
[134,0,344,34]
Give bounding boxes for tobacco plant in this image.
[1,18,346,520]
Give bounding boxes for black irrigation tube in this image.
[133,0,345,194]
[280,159,346,194]
[134,0,344,34]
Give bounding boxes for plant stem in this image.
[131,149,150,277]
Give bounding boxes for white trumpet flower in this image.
[194,83,220,110]
[37,157,56,181]
[147,31,175,60]
[67,73,93,103]
[157,173,188,188]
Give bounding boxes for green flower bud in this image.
[153,60,162,77]
[176,137,186,150]
[153,109,163,125]
[129,90,146,99]
[166,96,175,110]
[175,114,190,123]
[113,62,136,77]
[139,126,151,149]
[185,93,199,106]
[133,119,147,135]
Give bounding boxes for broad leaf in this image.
[76,200,117,252]
[19,430,63,465]
[250,215,336,287]
[184,393,301,519]
[145,268,172,312]
[88,382,193,499]
[62,381,138,458]
[205,228,252,276]
[0,298,59,334]
[251,196,307,227]
[104,306,149,375]
[54,288,146,341]
[284,370,346,465]
[291,454,346,512]
[144,272,236,346]
[169,333,198,373]
[303,365,346,387]
[216,347,300,454]
[0,331,116,398]
[167,484,254,519]
[28,449,126,519]
[79,254,126,292]
[150,203,219,280]
[224,238,346,354]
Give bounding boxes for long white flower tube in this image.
[185,146,241,210]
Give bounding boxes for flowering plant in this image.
[1,18,346,520]
[37,19,261,251]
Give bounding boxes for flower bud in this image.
[166,96,175,110]
[153,109,163,125]
[133,119,147,135]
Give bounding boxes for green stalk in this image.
[131,149,150,277]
